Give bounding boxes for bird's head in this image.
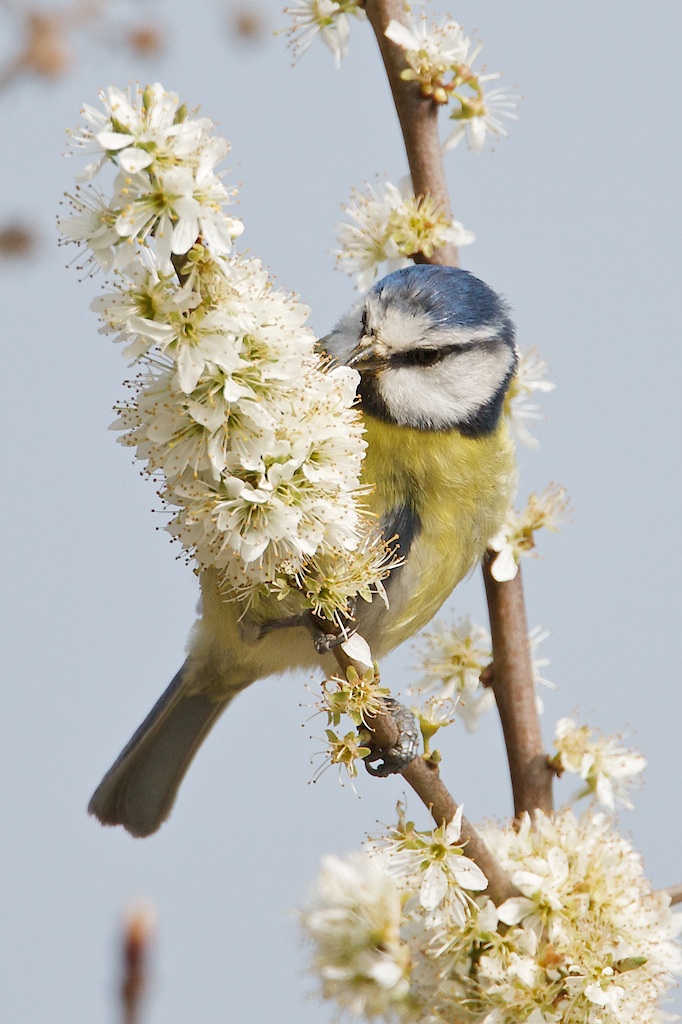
[322,265,517,436]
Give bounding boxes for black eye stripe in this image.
[390,342,462,369]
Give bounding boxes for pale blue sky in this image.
[2,2,681,1021]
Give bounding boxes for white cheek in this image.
[377,347,513,429]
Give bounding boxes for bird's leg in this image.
[364,696,420,776]
[257,601,358,654]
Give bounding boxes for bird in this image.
[88,263,518,837]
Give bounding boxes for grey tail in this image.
[88,664,228,838]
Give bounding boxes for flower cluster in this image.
[410,617,553,733]
[301,852,411,1017]
[284,0,366,67]
[488,483,571,583]
[61,83,243,274]
[336,178,474,290]
[552,717,647,811]
[60,83,389,620]
[384,9,518,150]
[302,810,682,1023]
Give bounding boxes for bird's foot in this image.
[364,697,420,777]
[308,602,358,655]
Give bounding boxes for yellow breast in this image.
[361,413,515,652]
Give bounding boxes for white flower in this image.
[373,806,488,929]
[301,852,411,1018]
[70,83,216,178]
[553,717,647,810]
[114,164,242,272]
[412,619,552,731]
[445,85,520,152]
[385,12,470,104]
[284,0,365,68]
[336,178,474,290]
[308,811,682,1023]
[64,84,390,623]
[504,346,555,448]
[58,186,135,273]
[488,483,570,582]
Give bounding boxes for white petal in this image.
[420,863,448,910]
[340,633,373,670]
[384,20,419,50]
[490,546,518,582]
[497,896,535,925]
[452,856,488,892]
[119,148,154,173]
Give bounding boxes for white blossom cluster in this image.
[410,617,553,733]
[336,178,474,291]
[384,8,518,151]
[552,718,647,811]
[488,483,571,583]
[302,810,682,1023]
[60,83,387,618]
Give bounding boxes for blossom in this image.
[384,10,519,147]
[284,0,366,68]
[63,84,391,623]
[411,618,554,732]
[58,186,134,273]
[301,852,411,1017]
[488,483,570,582]
[504,346,556,448]
[385,12,470,104]
[69,83,216,179]
[445,85,520,153]
[337,178,474,290]
[373,805,488,929]
[304,811,682,1023]
[552,717,646,810]
[65,83,243,275]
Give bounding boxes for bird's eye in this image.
[360,308,368,334]
[410,348,442,367]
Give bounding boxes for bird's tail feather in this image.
[88,663,229,838]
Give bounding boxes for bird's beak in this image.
[347,337,387,373]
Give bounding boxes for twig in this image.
[483,557,553,816]
[364,0,459,268]
[332,644,518,905]
[363,0,553,820]
[120,903,155,1024]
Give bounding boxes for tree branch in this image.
[364,0,553,823]
[483,557,554,816]
[331,644,518,906]
[364,0,459,267]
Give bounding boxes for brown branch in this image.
[483,557,554,816]
[363,0,553,824]
[364,0,459,267]
[332,645,518,906]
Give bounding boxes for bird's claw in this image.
[308,600,358,654]
[364,697,420,776]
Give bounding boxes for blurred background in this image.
[1,1,681,1021]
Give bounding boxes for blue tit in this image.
[89,264,517,837]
